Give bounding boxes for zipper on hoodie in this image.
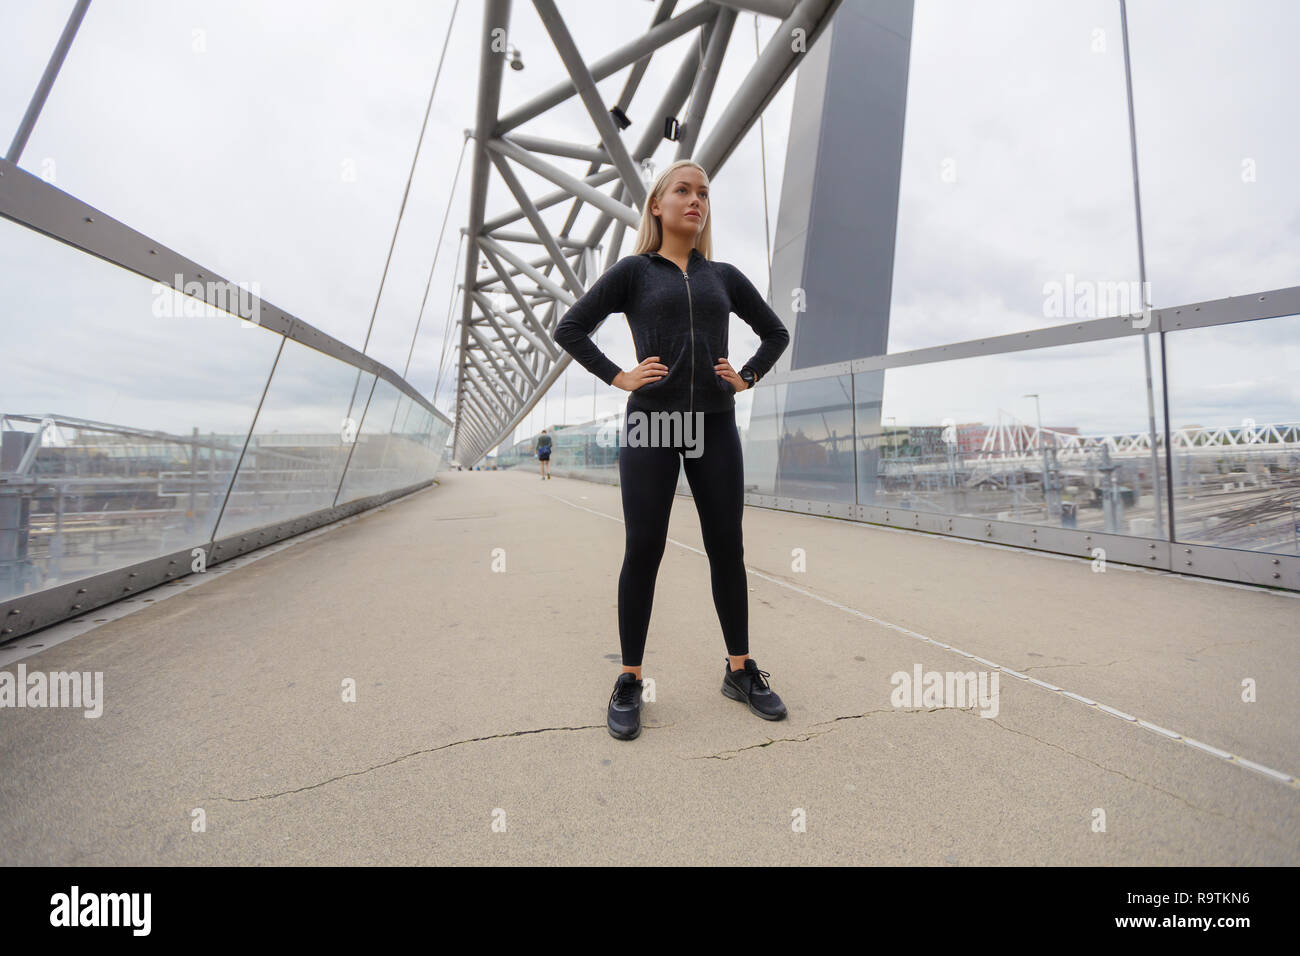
[653,252,696,416]
[683,269,695,417]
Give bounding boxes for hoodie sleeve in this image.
[552,256,639,386]
[723,263,790,381]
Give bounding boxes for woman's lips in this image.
[686,211,700,218]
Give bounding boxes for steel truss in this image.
[452,0,841,464]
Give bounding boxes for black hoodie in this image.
[553,248,791,415]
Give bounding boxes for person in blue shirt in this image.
[554,159,791,741]
[536,428,552,480]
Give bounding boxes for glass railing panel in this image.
[856,334,1170,537]
[1164,314,1300,555]
[0,216,280,601]
[212,340,374,540]
[337,377,402,505]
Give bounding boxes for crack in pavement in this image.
[811,707,952,726]
[210,724,605,802]
[684,729,835,759]
[684,707,969,760]
[1187,639,1260,657]
[971,714,1285,842]
[1022,659,1134,673]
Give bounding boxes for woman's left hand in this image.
[714,358,749,391]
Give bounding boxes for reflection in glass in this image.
[859,335,1168,536]
[389,398,447,489]
[0,219,278,602]
[740,383,781,496]
[772,376,856,503]
[213,340,375,540]
[337,378,400,504]
[1165,315,1300,555]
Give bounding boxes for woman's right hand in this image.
[613,356,668,391]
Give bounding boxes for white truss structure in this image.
[451,0,841,465]
[973,417,1300,464]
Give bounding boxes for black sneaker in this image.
[607,672,643,740]
[721,658,787,720]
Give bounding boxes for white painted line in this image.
[1182,737,1234,760]
[1137,720,1182,740]
[546,490,1300,790]
[1026,677,1064,692]
[1097,703,1137,722]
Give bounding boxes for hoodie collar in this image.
[646,247,705,274]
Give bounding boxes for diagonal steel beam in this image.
[694,0,842,173]
[465,310,539,390]
[485,146,586,296]
[676,6,736,158]
[531,0,649,211]
[468,289,552,367]
[710,0,800,17]
[494,2,715,133]
[476,245,560,356]
[485,135,641,228]
[479,167,622,233]
[477,235,577,306]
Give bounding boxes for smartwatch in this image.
[739,365,757,389]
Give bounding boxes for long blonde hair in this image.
[631,159,713,259]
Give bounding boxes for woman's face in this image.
[651,167,709,241]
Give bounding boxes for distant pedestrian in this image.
[537,429,552,480]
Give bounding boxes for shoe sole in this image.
[608,720,641,740]
[721,680,787,720]
[608,702,643,740]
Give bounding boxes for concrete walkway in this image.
[2,468,1297,865]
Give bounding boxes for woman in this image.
[553,159,790,741]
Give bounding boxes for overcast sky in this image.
[2,0,1296,452]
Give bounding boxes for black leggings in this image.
[617,406,748,667]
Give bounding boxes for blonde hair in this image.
[631,159,713,259]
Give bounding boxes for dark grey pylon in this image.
[768,0,914,373]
